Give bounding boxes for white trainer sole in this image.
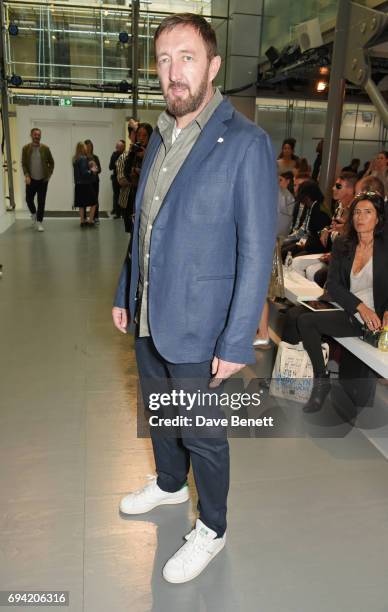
[162,536,226,584]
[119,487,190,515]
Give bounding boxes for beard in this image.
[164,69,209,118]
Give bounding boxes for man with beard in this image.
[21,128,55,232]
[112,13,277,583]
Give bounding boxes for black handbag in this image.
[361,326,380,348]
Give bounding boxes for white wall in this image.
[0,121,15,234]
[0,148,6,230]
[14,106,132,213]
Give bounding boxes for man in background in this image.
[109,140,126,218]
[127,117,139,146]
[21,128,54,232]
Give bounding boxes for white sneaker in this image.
[37,223,44,232]
[119,476,189,515]
[31,214,37,227]
[163,518,226,584]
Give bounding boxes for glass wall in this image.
[2,0,228,108]
[256,97,388,170]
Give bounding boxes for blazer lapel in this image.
[170,98,234,187]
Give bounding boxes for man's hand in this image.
[209,357,245,388]
[112,306,129,333]
[25,175,31,186]
[331,219,345,234]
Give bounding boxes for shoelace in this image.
[175,528,212,559]
[132,474,157,496]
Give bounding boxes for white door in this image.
[32,119,113,212]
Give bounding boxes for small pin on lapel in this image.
[217,137,224,143]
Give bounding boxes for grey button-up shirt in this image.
[138,88,223,337]
[30,146,44,180]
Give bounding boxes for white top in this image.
[350,257,374,323]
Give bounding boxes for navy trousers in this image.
[135,335,230,537]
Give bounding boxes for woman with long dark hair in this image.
[277,138,298,174]
[282,192,388,411]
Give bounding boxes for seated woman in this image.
[282,192,388,412]
[293,174,386,288]
[279,171,294,196]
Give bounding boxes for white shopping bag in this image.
[269,341,329,403]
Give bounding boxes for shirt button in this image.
[163,167,167,172]
[146,254,150,259]
[149,224,153,230]
[145,281,149,286]
[155,196,159,201]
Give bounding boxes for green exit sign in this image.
[59,97,72,107]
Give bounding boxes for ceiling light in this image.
[316,80,328,92]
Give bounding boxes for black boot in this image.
[303,373,331,413]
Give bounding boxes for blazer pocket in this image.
[196,274,235,281]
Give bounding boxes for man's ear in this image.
[209,55,222,83]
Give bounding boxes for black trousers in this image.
[283,305,362,376]
[26,179,48,222]
[92,180,100,219]
[281,237,325,262]
[135,335,230,537]
[111,178,121,217]
[314,265,328,288]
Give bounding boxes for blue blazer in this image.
[114,97,278,364]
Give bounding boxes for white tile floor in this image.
[1,219,388,612]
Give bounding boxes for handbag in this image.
[360,326,380,348]
[269,341,329,403]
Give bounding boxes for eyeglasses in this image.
[334,183,343,190]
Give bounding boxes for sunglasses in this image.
[354,190,379,198]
